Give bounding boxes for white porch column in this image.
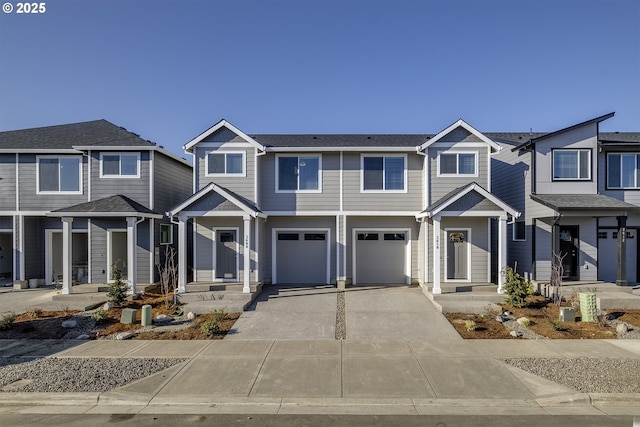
[126,217,137,295]
[177,214,187,293]
[432,216,441,295]
[243,215,251,294]
[61,217,73,295]
[497,215,508,294]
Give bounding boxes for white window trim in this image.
[275,154,323,193]
[552,149,591,181]
[436,151,479,178]
[607,153,640,189]
[36,155,83,195]
[160,223,173,245]
[205,151,246,177]
[99,152,141,178]
[512,220,526,242]
[360,154,408,193]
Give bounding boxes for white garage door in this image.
[598,229,637,282]
[275,231,328,284]
[355,231,407,284]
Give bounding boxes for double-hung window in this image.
[362,155,406,191]
[206,152,245,176]
[607,153,640,189]
[100,153,140,177]
[552,149,590,180]
[277,155,321,192]
[37,156,82,193]
[438,152,477,176]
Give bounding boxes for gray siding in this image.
[90,151,151,207]
[0,155,16,211]
[153,152,193,213]
[442,191,502,212]
[428,145,490,204]
[260,153,340,212]
[195,145,256,200]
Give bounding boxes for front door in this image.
[447,230,469,280]
[215,230,237,280]
[559,226,579,279]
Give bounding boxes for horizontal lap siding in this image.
[23,217,42,279]
[195,146,256,200]
[194,217,251,283]
[153,152,193,213]
[90,151,151,206]
[342,153,422,211]
[428,146,489,204]
[90,218,124,284]
[0,155,16,210]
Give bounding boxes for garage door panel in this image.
[598,229,637,282]
[355,231,406,284]
[276,232,328,284]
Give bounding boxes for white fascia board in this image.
[425,183,520,218]
[168,183,215,216]
[183,119,265,153]
[418,119,501,152]
[266,146,416,153]
[168,182,264,219]
[1,149,81,154]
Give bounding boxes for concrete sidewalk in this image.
[0,338,639,416]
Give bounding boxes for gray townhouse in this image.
[493,113,640,286]
[0,120,193,294]
[168,119,521,296]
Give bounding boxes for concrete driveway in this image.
[225,284,460,340]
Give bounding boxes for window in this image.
[160,224,173,245]
[607,153,640,189]
[206,152,245,176]
[552,149,590,180]
[438,152,477,176]
[362,155,406,191]
[357,233,379,240]
[304,233,326,241]
[277,155,320,192]
[278,233,299,241]
[598,231,608,239]
[513,221,526,241]
[37,156,81,193]
[100,153,139,177]
[384,233,406,241]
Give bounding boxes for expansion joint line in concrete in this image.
[407,341,437,396]
[246,340,276,398]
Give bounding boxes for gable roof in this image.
[417,119,501,152]
[168,182,266,218]
[48,195,162,218]
[183,119,265,153]
[417,182,519,218]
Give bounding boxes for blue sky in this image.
[1,0,638,157]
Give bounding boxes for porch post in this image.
[243,215,251,294]
[177,214,187,293]
[551,221,561,282]
[126,216,137,295]
[61,217,73,295]
[497,216,508,294]
[616,215,628,286]
[432,216,441,294]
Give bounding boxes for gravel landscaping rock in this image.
[335,291,346,340]
[0,357,187,393]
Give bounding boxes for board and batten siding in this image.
[428,145,490,205]
[342,152,423,212]
[0,155,16,210]
[259,153,340,212]
[90,151,151,207]
[18,154,88,210]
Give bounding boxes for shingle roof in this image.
[0,120,157,150]
[531,194,640,211]
[49,195,160,217]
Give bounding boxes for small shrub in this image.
[107,263,130,306]
[211,308,226,323]
[201,320,220,336]
[502,267,533,308]
[26,308,43,318]
[91,308,109,324]
[464,320,477,332]
[546,318,561,331]
[0,313,16,330]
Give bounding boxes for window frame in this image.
[551,149,591,181]
[159,224,173,245]
[36,155,83,194]
[436,151,479,177]
[360,154,408,193]
[99,152,141,178]
[275,154,322,193]
[512,220,526,242]
[205,151,246,177]
[607,152,640,190]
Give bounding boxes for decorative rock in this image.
[187,312,196,320]
[503,311,511,316]
[103,302,113,310]
[153,314,172,324]
[76,334,91,340]
[516,317,530,325]
[116,332,133,340]
[617,323,629,334]
[61,320,77,329]
[510,330,522,338]
[495,315,504,323]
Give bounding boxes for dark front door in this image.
[215,230,237,280]
[559,226,579,279]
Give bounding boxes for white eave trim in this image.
[0,149,81,154]
[168,182,266,219]
[417,119,501,152]
[266,146,417,152]
[416,183,520,219]
[183,119,265,153]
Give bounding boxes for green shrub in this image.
[502,267,533,308]
[546,318,561,331]
[211,308,226,323]
[107,263,129,306]
[0,313,16,330]
[91,308,109,324]
[201,320,221,336]
[464,320,477,332]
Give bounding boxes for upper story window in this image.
[100,153,140,178]
[552,149,590,180]
[206,151,245,176]
[361,155,406,192]
[37,156,82,194]
[277,155,321,192]
[607,153,640,189]
[438,152,477,176]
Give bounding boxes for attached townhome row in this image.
[0,120,193,294]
